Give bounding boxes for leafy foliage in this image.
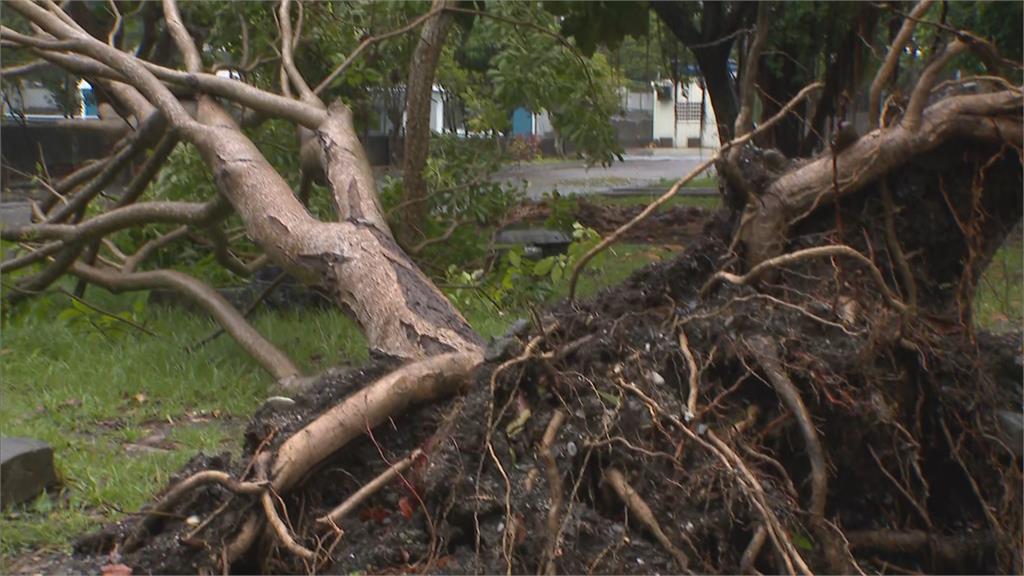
[442,223,604,313]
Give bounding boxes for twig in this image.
[867,445,932,529]
[604,468,689,572]
[123,470,267,552]
[616,380,813,575]
[407,218,469,255]
[314,6,444,95]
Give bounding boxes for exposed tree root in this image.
[604,468,689,572]
[539,410,566,575]
[315,448,424,531]
[702,244,908,312]
[65,143,1021,575]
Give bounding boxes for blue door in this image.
[511,107,533,136]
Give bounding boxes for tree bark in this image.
[191,98,481,359]
[399,0,455,247]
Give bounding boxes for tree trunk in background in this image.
[691,44,738,143]
[400,0,455,247]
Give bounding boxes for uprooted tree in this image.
[1,0,1021,573]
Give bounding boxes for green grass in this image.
[0,288,369,556]
[564,243,676,300]
[975,234,1023,331]
[655,175,719,189]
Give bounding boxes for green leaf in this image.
[532,257,555,277]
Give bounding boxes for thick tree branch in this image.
[161,0,202,73]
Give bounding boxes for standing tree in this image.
[1,1,1020,573]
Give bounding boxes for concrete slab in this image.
[494,153,713,200]
[0,202,33,228]
[1,437,58,508]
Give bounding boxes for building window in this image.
[676,102,702,123]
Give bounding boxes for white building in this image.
[652,78,719,149]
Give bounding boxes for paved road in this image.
[495,149,713,200]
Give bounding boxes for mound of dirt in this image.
[69,213,1022,575]
[507,197,710,245]
[573,199,708,245]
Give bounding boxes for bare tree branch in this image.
[70,262,300,381]
[161,0,202,73]
[869,0,935,130]
[277,0,320,105]
[122,225,189,273]
[313,5,444,96]
[3,198,230,243]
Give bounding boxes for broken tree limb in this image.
[69,262,301,382]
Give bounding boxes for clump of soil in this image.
[71,213,1022,575]
[573,199,708,244]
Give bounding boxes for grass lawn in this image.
[975,231,1023,331]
